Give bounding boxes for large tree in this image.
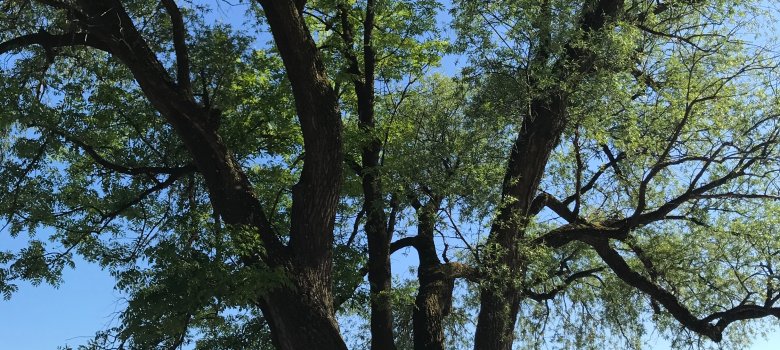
[2,0,780,349]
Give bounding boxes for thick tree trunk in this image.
[413,268,454,350]
[473,98,567,350]
[410,198,452,350]
[74,1,348,348]
[261,273,348,350]
[257,2,347,349]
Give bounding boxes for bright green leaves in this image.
[2,0,780,348]
[108,238,287,349]
[382,75,509,215]
[452,0,780,348]
[371,0,448,80]
[305,0,447,85]
[332,242,368,307]
[222,49,301,159]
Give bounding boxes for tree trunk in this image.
[257,1,347,349]
[413,269,454,350]
[351,0,397,346]
[473,2,624,348]
[473,97,567,350]
[75,0,349,348]
[260,272,348,350]
[411,197,452,350]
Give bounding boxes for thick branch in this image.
[441,262,480,282]
[0,31,109,55]
[73,0,284,257]
[586,237,722,341]
[534,223,628,248]
[531,192,579,223]
[390,236,418,253]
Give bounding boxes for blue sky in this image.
[0,256,121,349]
[2,1,780,349]
[1,253,779,349]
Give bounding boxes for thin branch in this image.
[525,267,604,301]
[57,131,196,176]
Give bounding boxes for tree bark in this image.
[340,0,397,346]
[473,97,568,350]
[255,1,346,349]
[411,197,453,350]
[260,275,347,350]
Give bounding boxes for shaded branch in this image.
[534,222,628,248]
[441,262,480,282]
[60,132,196,177]
[161,0,192,96]
[100,169,190,225]
[531,192,579,223]
[583,237,780,342]
[390,236,419,253]
[0,30,109,55]
[561,146,626,206]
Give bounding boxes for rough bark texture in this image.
[260,280,347,350]
[411,197,452,350]
[7,1,780,348]
[255,1,346,349]
[473,97,568,350]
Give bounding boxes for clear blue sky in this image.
[1,252,779,349]
[2,1,780,349]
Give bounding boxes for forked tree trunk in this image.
[257,2,348,349]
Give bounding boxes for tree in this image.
[2,0,780,349]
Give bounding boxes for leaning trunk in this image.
[473,98,567,350]
[473,2,624,347]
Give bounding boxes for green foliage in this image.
[3,0,780,349]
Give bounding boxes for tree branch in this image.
[0,31,110,56]
[583,236,780,342]
[161,0,193,96]
[525,267,604,301]
[58,131,196,177]
[390,236,418,253]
